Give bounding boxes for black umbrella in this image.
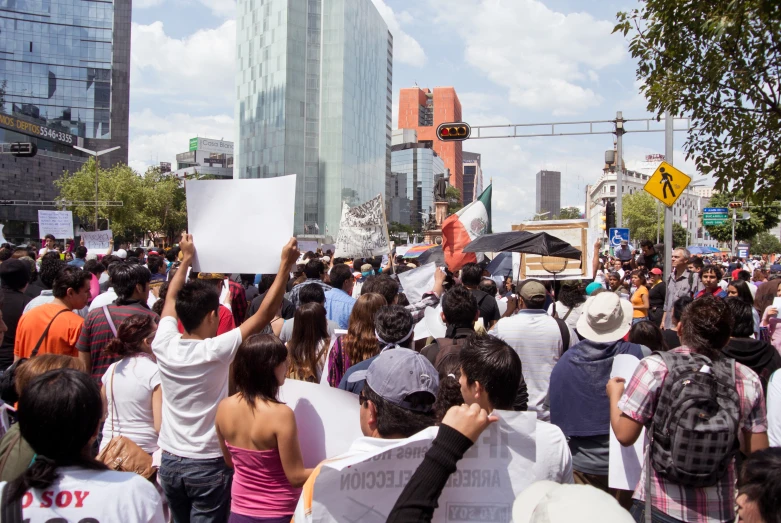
[416,245,445,266]
[463,231,582,260]
[459,231,537,254]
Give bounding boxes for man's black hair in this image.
[738,447,781,523]
[361,275,399,305]
[38,256,65,289]
[689,257,704,270]
[640,239,654,249]
[74,246,87,259]
[441,285,478,326]
[165,249,178,262]
[298,283,326,305]
[478,279,497,297]
[737,270,752,282]
[0,259,30,291]
[700,264,722,280]
[672,295,693,324]
[133,247,145,259]
[329,264,353,290]
[724,297,755,338]
[111,263,151,302]
[44,234,55,241]
[52,266,92,299]
[239,273,255,286]
[101,255,120,270]
[83,259,104,276]
[147,255,165,274]
[459,333,522,410]
[362,384,435,438]
[679,295,734,359]
[0,249,11,263]
[175,280,220,333]
[304,259,324,280]
[460,263,483,286]
[258,274,276,294]
[374,305,413,346]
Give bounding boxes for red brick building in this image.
[398,87,464,196]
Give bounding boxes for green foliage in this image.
[622,191,688,246]
[446,186,463,214]
[388,221,415,243]
[557,207,583,220]
[702,191,780,242]
[615,2,781,201]
[750,231,781,255]
[672,222,688,248]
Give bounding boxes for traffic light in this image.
[10,142,37,158]
[728,201,743,209]
[600,213,606,231]
[436,122,471,142]
[605,201,616,230]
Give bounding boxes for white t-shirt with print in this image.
[5,467,164,522]
[100,355,161,454]
[152,316,242,459]
[768,370,781,447]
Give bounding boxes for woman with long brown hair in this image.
[286,302,330,382]
[325,293,387,387]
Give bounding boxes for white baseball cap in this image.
[513,481,634,523]
[115,248,127,259]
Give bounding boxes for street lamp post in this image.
[72,145,121,229]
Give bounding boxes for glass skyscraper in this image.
[235,0,392,236]
[390,143,446,227]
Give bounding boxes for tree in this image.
[446,186,463,214]
[388,221,415,243]
[672,222,688,248]
[750,231,781,255]
[622,192,688,246]
[140,168,188,246]
[615,2,781,201]
[702,191,781,243]
[557,207,583,220]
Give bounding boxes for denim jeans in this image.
[629,500,687,523]
[158,451,234,523]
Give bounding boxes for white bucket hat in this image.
[575,292,633,343]
[513,481,634,523]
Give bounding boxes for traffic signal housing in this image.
[605,201,616,231]
[10,142,37,158]
[728,201,743,209]
[436,122,471,142]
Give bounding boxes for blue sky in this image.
[128,0,702,231]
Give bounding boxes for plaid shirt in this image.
[618,347,767,523]
[406,291,440,323]
[289,279,332,308]
[76,301,159,383]
[228,280,247,327]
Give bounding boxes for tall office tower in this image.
[535,170,562,218]
[398,87,464,196]
[0,0,132,238]
[236,0,392,236]
[462,151,483,205]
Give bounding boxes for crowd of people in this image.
[0,234,780,523]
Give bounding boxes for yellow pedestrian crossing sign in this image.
[644,161,691,207]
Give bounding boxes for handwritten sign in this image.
[37,210,73,239]
[298,241,318,254]
[334,195,390,259]
[310,411,538,522]
[186,176,296,274]
[81,230,113,251]
[609,354,645,491]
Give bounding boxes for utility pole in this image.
[732,209,737,256]
[615,111,625,227]
[664,111,674,279]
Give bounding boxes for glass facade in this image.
[236,0,391,236]
[390,145,445,227]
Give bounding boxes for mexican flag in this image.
[442,185,492,271]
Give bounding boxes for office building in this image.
[535,170,561,218]
[398,86,464,195]
[462,151,483,205]
[390,140,447,227]
[173,137,234,179]
[0,0,132,240]
[235,0,392,237]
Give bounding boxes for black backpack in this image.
[648,351,740,488]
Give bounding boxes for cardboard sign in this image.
[80,230,113,251]
[38,210,74,239]
[277,379,363,468]
[334,195,390,259]
[511,219,593,280]
[609,354,645,491]
[186,176,296,274]
[311,411,538,522]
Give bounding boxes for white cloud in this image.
[128,109,234,173]
[371,0,426,67]
[130,20,236,108]
[134,0,164,8]
[433,0,626,115]
[197,0,236,18]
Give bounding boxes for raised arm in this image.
[161,234,194,320]
[592,239,601,279]
[239,238,300,340]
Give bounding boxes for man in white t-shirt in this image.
[459,333,574,483]
[37,234,58,259]
[152,233,300,523]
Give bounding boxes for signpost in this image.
[702,207,729,226]
[643,161,691,207]
[608,228,630,248]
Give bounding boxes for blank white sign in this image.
[186,176,296,274]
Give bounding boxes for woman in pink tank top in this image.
[216,334,313,523]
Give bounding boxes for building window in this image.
[610,185,615,193]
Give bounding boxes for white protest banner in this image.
[80,230,113,251]
[609,354,645,491]
[277,379,362,468]
[37,210,74,239]
[311,411,537,522]
[397,262,436,304]
[298,241,318,254]
[186,176,296,274]
[334,195,390,259]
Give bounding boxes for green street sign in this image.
[703,219,727,226]
[189,138,199,151]
[703,213,729,219]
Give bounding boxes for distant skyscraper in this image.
[462,151,483,205]
[235,0,392,236]
[536,170,561,217]
[0,0,132,235]
[398,87,464,196]
[390,142,446,227]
